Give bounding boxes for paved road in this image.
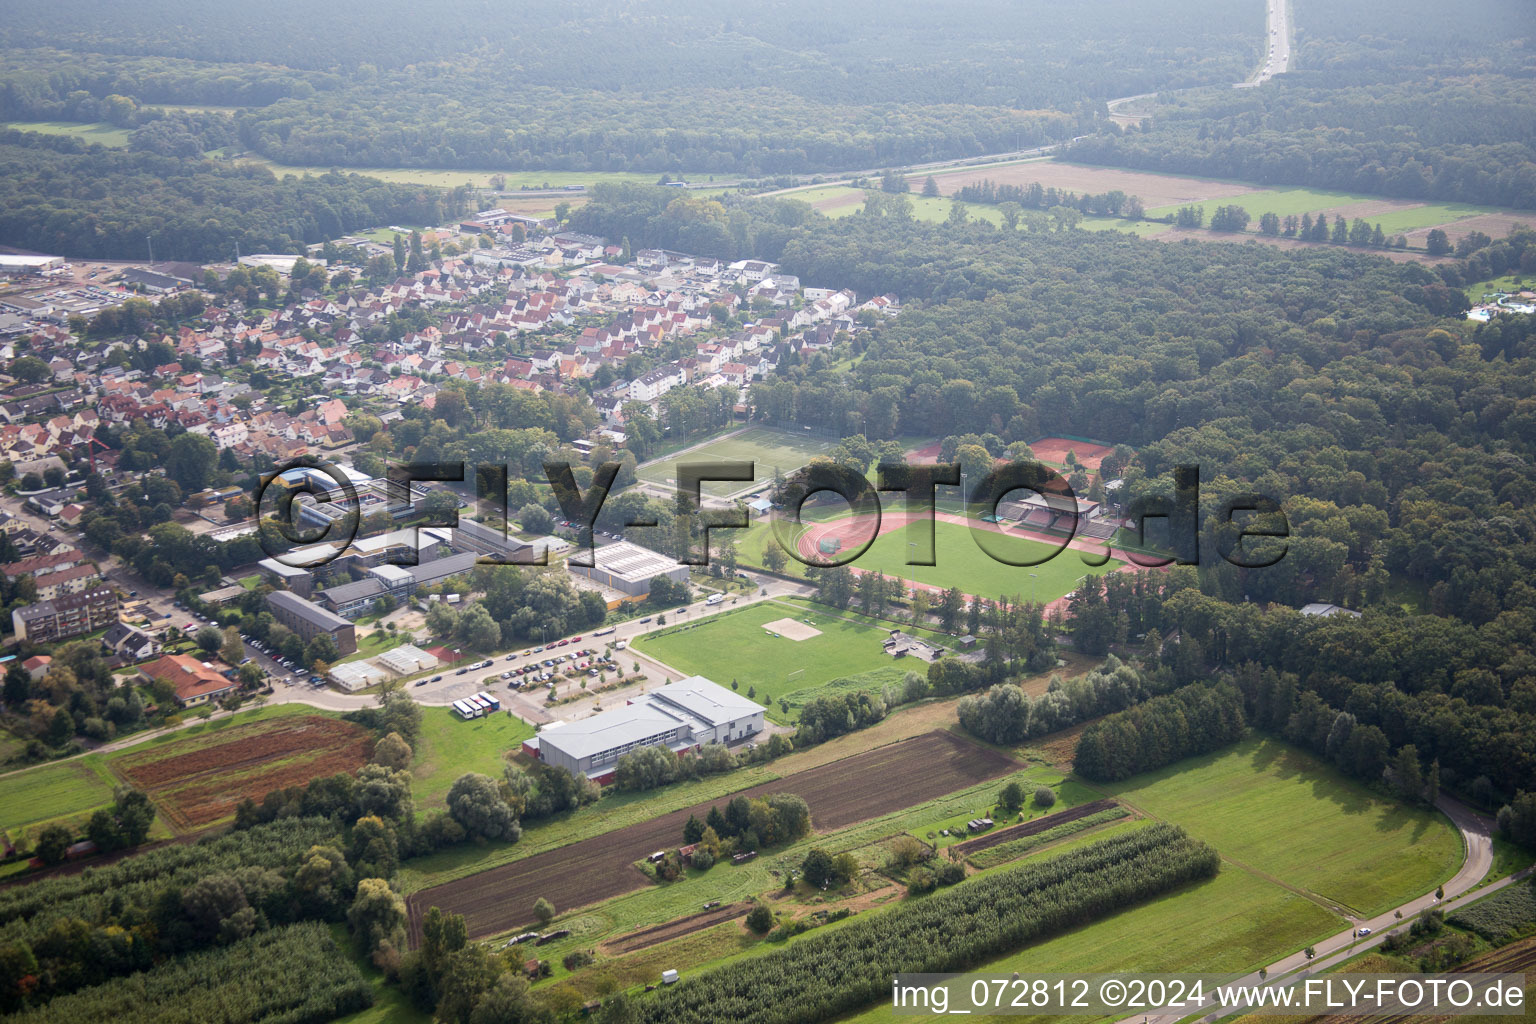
[1241,0,1292,87]
[0,568,815,779]
[1116,794,1511,1024]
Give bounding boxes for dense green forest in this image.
[1071,0,1536,207]
[571,183,1536,803]
[0,131,452,259]
[0,0,1261,173]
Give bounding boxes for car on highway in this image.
[505,653,517,661]
[1358,927,1372,937]
[639,617,652,623]
[430,675,442,682]
[532,646,544,653]
[456,667,469,675]
[556,638,569,647]
[414,679,428,686]
[570,635,582,642]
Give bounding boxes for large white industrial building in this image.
[525,676,764,782]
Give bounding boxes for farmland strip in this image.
[408,731,1020,942]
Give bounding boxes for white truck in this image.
[705,593,725,606]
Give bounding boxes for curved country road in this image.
[1117,793,1522,1024]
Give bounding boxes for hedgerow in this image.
[637,823,1218,1024]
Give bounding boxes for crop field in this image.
[1106,736,1461,917]
[1,120,132,147]
[632,602,897,718]
[411,706,533,810]
[796,517,1121,605]
[602,901,753,954]
[406,731,1019,941]
[634,426,840,499]
[1143,186,1520,248]
[950,798,1120,857]
[112,715,373,830]
[915,160,1261,209]
[0,757,121,844]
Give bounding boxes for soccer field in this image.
[635,427,841,498]
[846,519,1120,604]
[631,601,896,719]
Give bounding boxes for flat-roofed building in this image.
[565,540,686,598]
[265,589,357,656]
[376,643,437,677]
[328,661,389,692]
[529,676,763,782]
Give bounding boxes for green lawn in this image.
[635,426,842,499]
[1105,736,1462,917]
[0,757,120,838]
[2,120,132,147]
[1146,186,1507,241]
[792,183,1166,236]
[338,630,411,664]
[632,601,897,719]
[411,707,534,811]
[845,519,1120,604]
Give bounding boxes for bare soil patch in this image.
[1030,437,1114,472]
[762,617,821,641]
[407,731,1020,942]
[950,798,1118,856]
[601,902,752,954]
[1406,211,1533,245]
[116,716,372,830]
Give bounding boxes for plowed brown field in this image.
[408,731,1020,943]
[115,716,372,830]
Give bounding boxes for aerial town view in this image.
[0,0,1533,1022]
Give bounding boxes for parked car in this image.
[414,679,428,686]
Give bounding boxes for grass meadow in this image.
[1106,735,1462,917]
[631,601,897,719]
[849,519,1120,604]
[1,120,132,146]
[410,706,533,811]
[635,426,842,499]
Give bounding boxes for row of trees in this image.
[954,179,1146,221]
[637,824,1218,1024]
[1073,681,1247,782]
[0,922,374,1024]
[957,657,1148,746]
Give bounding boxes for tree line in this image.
[636,824,1217,1024]
[0,130,449,260]
[1073,681,1247,781]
